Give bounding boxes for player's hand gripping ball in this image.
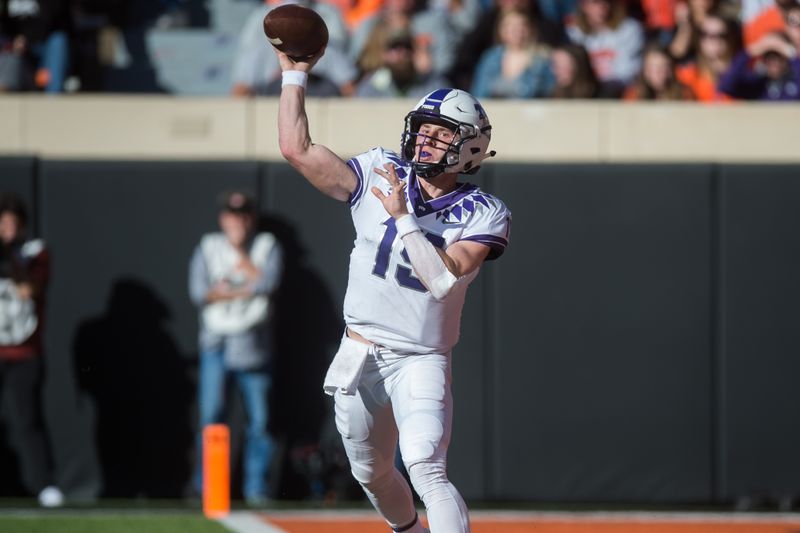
[263,4,329,61]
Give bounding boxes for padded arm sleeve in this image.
[396,214,458,301]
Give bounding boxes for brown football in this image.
[263,4,329,61]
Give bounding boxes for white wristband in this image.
[282,70,308,89]
[395,214,420,238]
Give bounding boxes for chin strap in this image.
[413,150,497,178]
[411,161,446,179]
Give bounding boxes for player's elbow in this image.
[278,138,303,164]
[278,130,311,164]
[428,270,458,301]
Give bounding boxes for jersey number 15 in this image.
[372,217,445,293]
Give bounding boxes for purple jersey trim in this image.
[347,158,365,206]
[407,171,479,218]
[461,234,508,260]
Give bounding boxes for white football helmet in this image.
[401,88,493,179]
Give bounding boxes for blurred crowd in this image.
[1,0,799,101]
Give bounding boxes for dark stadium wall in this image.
[38,160,260,500]
[487,164,715,502]
[1,158,798,505]
[0,158,37,234]
[718,165,800,503]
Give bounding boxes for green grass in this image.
[0,515,230,533]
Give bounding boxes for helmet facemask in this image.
[401,112,483,180]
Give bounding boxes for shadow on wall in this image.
[73,278,194,498]
[258,215,360,501]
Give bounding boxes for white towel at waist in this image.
[323,334,371,396]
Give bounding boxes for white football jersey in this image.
[343,147,511,354]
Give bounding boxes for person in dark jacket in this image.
[0,192,64,507]
[718,31,800,100]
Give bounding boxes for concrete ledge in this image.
[4,95,250,159]
[0,96,24,153]
[0,95,796,162]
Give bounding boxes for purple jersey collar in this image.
[406,171,478,218]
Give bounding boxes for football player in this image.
[275,48,511,533]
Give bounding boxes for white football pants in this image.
[334,347,470,533]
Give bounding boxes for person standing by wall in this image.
[189,190,283,505]
[0,191,63,508]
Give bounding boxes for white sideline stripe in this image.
[217,511,289,533]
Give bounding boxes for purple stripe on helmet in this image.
[421,88,452,113]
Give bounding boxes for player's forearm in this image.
[277,84,354,201]
[396,215,458,301]
[278,85,313,162]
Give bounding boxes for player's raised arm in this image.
[275,49,357,203]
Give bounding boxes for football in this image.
[263,4,329,61]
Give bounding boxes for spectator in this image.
[785,1,800,45]
[536,0,577,25]
[0,192,63,508]
[640,0,678,46]
[356,28,449,97]
[349,0,465,80]
[548,42,601,97]
[319,0,385,31]
[449,0,564,90]
[0,33,23,91]
[669,0,720,62]
[741,0,796,47]
[471,7,554,98]
[675,11,739,101]
[566,0,645,97]
[431,0,483,37]
[718,31,800,100]
[624,43,694,99]
[189,191,283,505]
[231,0,357,96]
[154,0,190,30]
[69,0,128,92]
[0,0,71,92]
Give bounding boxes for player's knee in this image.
[398,412,444,465]
[352,462,395,492]
[349,452,395,487]
[406,460,449,499]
